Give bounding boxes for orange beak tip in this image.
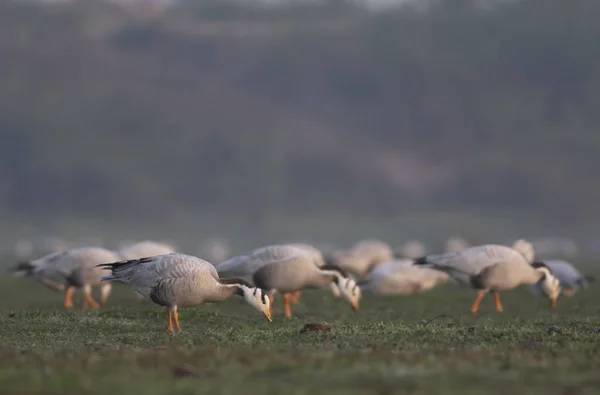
[264,311,273,322]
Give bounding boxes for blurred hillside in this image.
[1,0,599,246]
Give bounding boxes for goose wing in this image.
[98,253,213,295]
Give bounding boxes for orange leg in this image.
[283,293,293,318]
[493,291,504,312]
[470,291,486,314]
[166,310,174,333]
[64,287,74,309]
[290,291,302,304]
[84,293,101,309]
[173,311,182,332]
[83,297,89,310]
[269,295,275,305]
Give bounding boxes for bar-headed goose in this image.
[252,248,361,318]
[13,247,120,309]
[98,253,272,332]
[414,239,561,313]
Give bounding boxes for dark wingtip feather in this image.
[531,261,549,269]
[584,275,595,284]
[8,261,35,275]
[413,256,429,265]
[95,256,155,270]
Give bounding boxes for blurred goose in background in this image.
[414,239,561,313]
[98,253,272,332]
[13,247,120,309]
[252,248,361,318]
[394,240,427,260]
[529,260,593,297]
[445,237,470,253]
[217,244,342,306]
[118,240,176,260]
[13,236,68,262]
[215,244,297,283]
[330,238,393,278]
[198,238,231,264]
[359,259,449,295]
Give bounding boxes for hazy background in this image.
[1,0,599,254]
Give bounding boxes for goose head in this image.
[532,262,561,308]
[240,285,273,322]
[335,276,361,311]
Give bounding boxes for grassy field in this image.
[0,274,599,395]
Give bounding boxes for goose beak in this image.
[264,309,273,322]
[351,300,359,312]
[550,298,557,309]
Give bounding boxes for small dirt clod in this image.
[300,323,331,334]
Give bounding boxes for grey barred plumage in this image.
[98,253,272,332]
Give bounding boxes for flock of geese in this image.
[9,238,594,332]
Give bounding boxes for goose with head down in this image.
[414,239,561,313]
[252,248,361,318]
[98,253,272,332]
[12,247,120,309]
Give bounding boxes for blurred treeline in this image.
[0,0,599,243]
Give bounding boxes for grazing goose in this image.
[529,260,593,297]
[414,239,561,313]
[15,247,120,309]
[330,239,394,278]
[217,244,343,305]
[252,249,361,318]
[98,253,272,332]
[359,259,450,295]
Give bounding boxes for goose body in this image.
[529,260,593,297]
[360,259,449,295]
[252,248,361,318]
[414,240,560,313]
[16,247,120,309]
[98,253,272,332]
